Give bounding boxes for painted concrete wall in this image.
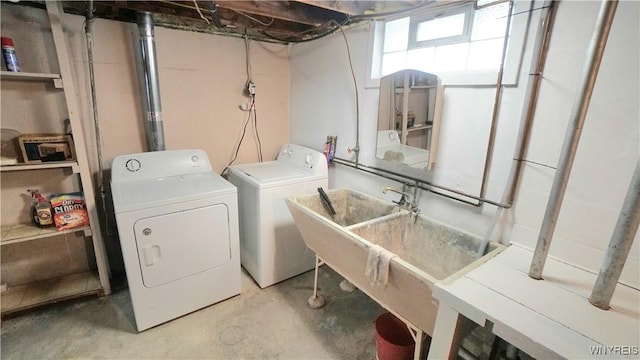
[290,1,639,288]
[1,4,291,279]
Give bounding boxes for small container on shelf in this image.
[1,128,21,165]
[28,189,54,227]
[1,37,20,72]
[18,133,76,164]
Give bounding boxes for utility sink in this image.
[286,188,505,336]
[349,213,500,280]
[296,188,400,227]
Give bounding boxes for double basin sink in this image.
[285,188,504,335]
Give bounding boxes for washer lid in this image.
[376,144,429,166]
[229,161,309,184]
[112,171,236,213]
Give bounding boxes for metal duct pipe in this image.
[135,12,165,151]
[528,0,618,280]
[589,159,640,310]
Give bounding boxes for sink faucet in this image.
[383,186,410,206]
[383,184,420,216]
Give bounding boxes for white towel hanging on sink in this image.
[365,244,396,286]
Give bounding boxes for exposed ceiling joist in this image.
[12,0,427,43]
[212,1,346,27]
[294,0,377,16]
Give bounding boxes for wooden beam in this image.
[293,0,377,16]
[203,1,343,26]
[294,0,428,17]
[60,0,342,42]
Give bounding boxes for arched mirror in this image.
[376,69,444,171]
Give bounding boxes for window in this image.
[411,8,472,47]
[367,1,534,87]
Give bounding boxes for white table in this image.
[428,244,640,359]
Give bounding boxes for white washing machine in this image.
[228,144,327,288]
[111,149,240,331]
[376,130,429,169]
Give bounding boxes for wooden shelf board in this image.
[1,271,102,316]
[407,124,433,131]
[1,224,91,245]
[395,86,436,93]
[0,71,61,81]
[0,161,78,172]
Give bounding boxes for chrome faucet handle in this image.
[383,186,411,207]
[383,186,410,198]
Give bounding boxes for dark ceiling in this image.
[20,1,437,43]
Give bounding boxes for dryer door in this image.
[134,204,231,288]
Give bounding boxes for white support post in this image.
[45,1,111,295]
[428,303,466,360]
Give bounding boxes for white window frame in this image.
[366,0,534,88]
[409,5,474,49]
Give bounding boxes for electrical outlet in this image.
[247,81,256,95]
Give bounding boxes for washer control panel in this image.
[125,159,142,172]
[112,149,213,182]
[277,144,327,175]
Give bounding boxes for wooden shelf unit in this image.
[0,2,111,317]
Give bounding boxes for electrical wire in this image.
[331,20,360,162]
[222,97,256,176]
[243,32,261,162]
[229,8,275,26]
[192,0,211,24]
[244,32,252,82]
[252,94,263,162]
[259,19,348,43]
[161,1,274,27]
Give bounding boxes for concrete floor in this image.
[1,267,388,359]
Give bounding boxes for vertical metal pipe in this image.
[589,159,640,310]
[135,12,165,151]
[529,0,618,279]
[507,0,557,205]
[479,0,514,200]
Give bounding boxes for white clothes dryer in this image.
[228,144,328,288]
[111,149,240,331]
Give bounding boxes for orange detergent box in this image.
[49,192,90,230]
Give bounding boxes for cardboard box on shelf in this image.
[18,133,75,164]
[50,192,89,231]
